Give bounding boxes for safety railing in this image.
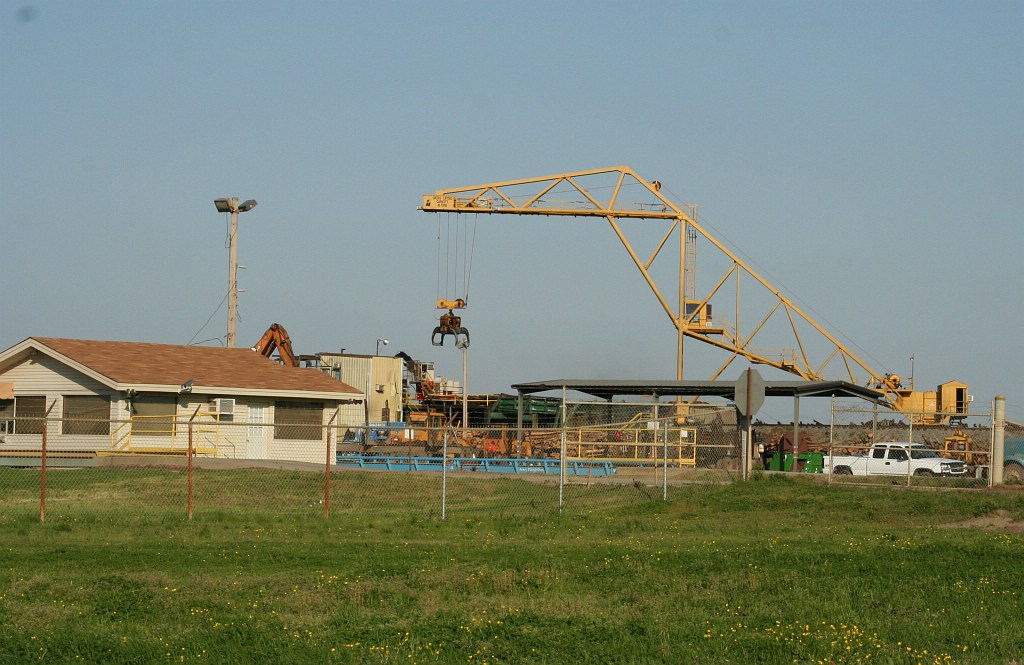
[109,413,223,455]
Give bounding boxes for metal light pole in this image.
[376,338,389,356]
[456,337,469,432]
[214,197,257,348]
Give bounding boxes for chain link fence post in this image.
[441,427,448,520]
[187,420,194,520]
[660,404,669,501]
[39,400,56,523]
[558,386,566,515]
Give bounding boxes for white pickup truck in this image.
[825,442,967,478]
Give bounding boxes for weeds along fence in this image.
[0,400,1004,523]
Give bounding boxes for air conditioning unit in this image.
[212,398,235,415]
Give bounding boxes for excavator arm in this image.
[395,351,436,401]
[251,323,298,367]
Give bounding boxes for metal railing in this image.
[109,413,224,455]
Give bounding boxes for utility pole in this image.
[213,197,257,348]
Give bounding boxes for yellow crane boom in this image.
[420,166,968,425]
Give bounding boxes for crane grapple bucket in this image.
[432,310,470,346]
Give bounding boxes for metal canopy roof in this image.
[510,379,885,403]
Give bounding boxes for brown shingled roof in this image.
[30,338,362,396]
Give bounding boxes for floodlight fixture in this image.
[237,199,258,212]
[214,198,233,213]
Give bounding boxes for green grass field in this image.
[1,469,1022,664]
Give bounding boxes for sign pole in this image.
[735,369,765,479]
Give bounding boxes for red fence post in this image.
[188,423,194,520]
[39,400,57,524]
[187,407,201,521]
[325,408,339,518]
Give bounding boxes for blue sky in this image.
[2,1,1021,424]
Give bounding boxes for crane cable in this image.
[435,214,442,304]
[435,211,477,306]
[463,212,478,304]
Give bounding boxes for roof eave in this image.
[111,383,363,401]
[3,338,120,389]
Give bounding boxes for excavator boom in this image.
[251,323,298,367]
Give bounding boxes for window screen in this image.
[274,401,323,440]
[131,395,176,436]
[63,395,111,435]
[13,396,46,435]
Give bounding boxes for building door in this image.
[247,403,269,459]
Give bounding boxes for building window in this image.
[0,396,46,434]
[131,395,176,436]
[63,395,111,436]
[274,401,323,440]
[0,400,11,433]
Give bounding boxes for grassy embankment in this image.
[1,468,1022,664]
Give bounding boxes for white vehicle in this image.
[826,442,967,477]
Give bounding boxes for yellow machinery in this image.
[941,428,988,469]
[432,298,469,346]
[421,166,968,426]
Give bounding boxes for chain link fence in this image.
[753,398,998,489]
[0,402,739,523]
[0,398,1012,523]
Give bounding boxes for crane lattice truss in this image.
[421,166,903,409]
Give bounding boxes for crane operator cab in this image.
[432,299,470,347]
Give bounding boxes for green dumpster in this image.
[768,451,824,473]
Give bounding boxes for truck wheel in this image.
[914,469,935,477]
[1004,463,1024,483]
[834,466,853,475]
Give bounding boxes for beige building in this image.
[311,352,405,425]
[0,337,364,464]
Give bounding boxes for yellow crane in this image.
[421,166,968,426]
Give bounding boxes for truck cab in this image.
[827,442,967,477]
[866,443,912,476]
[867,443,966,477]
